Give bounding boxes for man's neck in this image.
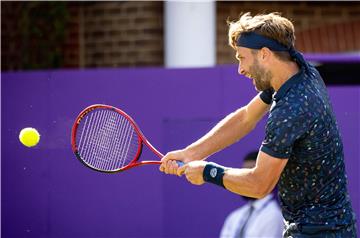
[270,61,300,91]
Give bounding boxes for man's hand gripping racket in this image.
[71,104,183,173]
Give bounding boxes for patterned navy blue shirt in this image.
[259,65,356,231]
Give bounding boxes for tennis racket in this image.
[71,104,183,173]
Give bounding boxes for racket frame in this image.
[71,104,163,173]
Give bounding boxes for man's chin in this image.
[251,79,259,91]
[255,83,271,92]
[253,82,262,92]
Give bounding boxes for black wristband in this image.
[203,162,226,188]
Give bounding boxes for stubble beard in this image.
[248,59,272,92]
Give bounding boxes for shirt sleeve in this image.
[259,88,274,105]
[260,105,311,159]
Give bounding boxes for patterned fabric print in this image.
[260,65,356,234]
[283,221,357,237]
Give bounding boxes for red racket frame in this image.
[71,104,163,172]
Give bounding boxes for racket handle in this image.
[176,161,184,166]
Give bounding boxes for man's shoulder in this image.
[270,79,319,118]
[268,96,305,122]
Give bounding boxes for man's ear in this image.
[260,47,272,61]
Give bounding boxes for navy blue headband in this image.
[237,32,288,51]
[236,32,309,70]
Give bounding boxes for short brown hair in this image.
[228,12,295,61]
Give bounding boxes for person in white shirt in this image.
[220,151,284,238]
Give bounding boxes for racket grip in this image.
[176,161,184,166]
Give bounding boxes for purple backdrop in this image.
[1,65,359,237]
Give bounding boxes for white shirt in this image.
[220,194,284,238]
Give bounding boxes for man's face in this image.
[236,47,272,91]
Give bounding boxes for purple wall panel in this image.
[2,66,359,237]
[163,119,247,238]
[327,86,360,227]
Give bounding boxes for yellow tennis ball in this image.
[19,127,40,147]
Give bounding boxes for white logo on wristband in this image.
[210,168,217,178]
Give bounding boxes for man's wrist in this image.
[203,162,226,188]
[183,146,205,161]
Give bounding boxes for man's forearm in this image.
[223,168,267,198]
[223,151,287,198]
[185,107,257,160]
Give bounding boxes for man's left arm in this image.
[224,151,287,198]
[179,151,288,198]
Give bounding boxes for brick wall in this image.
[296,20,360,53]
[2,2,359,71]
[81,1,163,68]
[2,2,74,71]
[1,2,163,71]
[217,1,360,64]
[63,3,80,68]
[1,3,23,71]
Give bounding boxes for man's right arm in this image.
[160,94,271,173]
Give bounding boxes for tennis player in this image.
[160,12,357,237]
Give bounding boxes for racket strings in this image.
[76,109,140,171]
